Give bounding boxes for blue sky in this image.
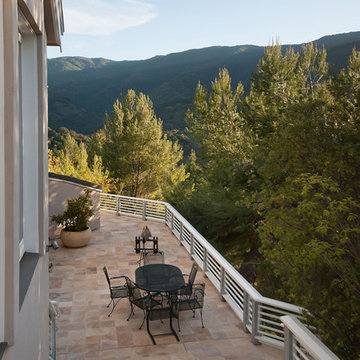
[48,0,360,61]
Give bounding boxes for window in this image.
[18,10,39,260]
[18,32,24,258]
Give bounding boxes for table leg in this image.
[146,310,156,345]
[169,303,180,341]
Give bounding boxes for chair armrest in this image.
[110,275,127,280]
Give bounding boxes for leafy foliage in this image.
[174,44,360,358]
[49,132,110,191]
[51,190,94,231]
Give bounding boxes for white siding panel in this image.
[0,0,5,342]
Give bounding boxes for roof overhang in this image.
[44,0,64,47]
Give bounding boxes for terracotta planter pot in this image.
[60,227,91,248]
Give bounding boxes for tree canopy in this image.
[169,44,360,359]
[94,90,187,198]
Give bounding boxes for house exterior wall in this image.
[0,0,5,345]
[0,0,62,359]
[48,178,101,240]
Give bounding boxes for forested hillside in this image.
[48,31,360,134]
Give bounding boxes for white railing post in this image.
[142,201,147,221]
[251,299,260,345]
[242,292,250,333]
[280,315,341,360]
[220,266,226,301]
[171,212,174,232]
[179,222,183,245]
[190,234,194,259]
[203,248,208,277]
[116,197,121,216]
[284,326,294,360]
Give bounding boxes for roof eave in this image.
[44,0,64,47]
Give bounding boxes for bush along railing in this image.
[100,193,340,359]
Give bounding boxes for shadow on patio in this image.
[50,212,282,360]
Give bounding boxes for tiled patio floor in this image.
[49,212,282,360]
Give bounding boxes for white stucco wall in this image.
[4,259,49,360]
[0,0,6,343]
[1,0,62,359]
[48,178,101,240]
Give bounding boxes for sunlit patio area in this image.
[49,212,283,360]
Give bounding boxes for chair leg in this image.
[106,299,113,308]
[107,299,115,317]
[108,298,121,317]
[127,304,134,321]
[200,308,204,328]
[139,310,146,330]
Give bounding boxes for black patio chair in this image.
[143,250,165,265]
[175,283,205,331]
[103,266,129,317]
[178,262,198,296]
[125,277,163,329]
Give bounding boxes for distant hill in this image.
[48,31,360,135]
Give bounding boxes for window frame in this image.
[18,10,40,260]
[18,31,24,260]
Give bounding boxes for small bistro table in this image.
[135,264,185,344]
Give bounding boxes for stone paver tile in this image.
[50,212,283,360]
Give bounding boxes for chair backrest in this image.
[188,262,198,287]
[140,225,152,242]
[125,277,142,302]
[193,283,205,307]
[177,283,205,312]
[103,266,111,287]
[143,251,164,265]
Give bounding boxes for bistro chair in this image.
[175,283,205,331]
[103,266,129,317]
[178,262,198,296]
[125,277,162,329]
[143,250,165,265]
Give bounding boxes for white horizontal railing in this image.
[100,193,340,359]
[281,315,340,360]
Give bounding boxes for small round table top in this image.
[135,264,185,293]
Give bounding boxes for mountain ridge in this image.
[48,31,360,135]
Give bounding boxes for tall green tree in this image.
[247,44,360,359]
[49,132,110,190]
[174,69,261,276]
[180,44,360,358]
[98,90,187,199]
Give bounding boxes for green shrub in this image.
[51,189,94,231]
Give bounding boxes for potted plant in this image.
[51,189,94,248]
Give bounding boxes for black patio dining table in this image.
[135,264,185,344]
